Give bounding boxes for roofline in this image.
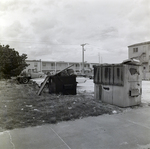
[26,60,99,64]
[26,60,41,62]
[128,41,150,47]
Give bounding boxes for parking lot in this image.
[32,77,150,105]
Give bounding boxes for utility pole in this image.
[81,43,87,74]
[40,59,42,72]
[98,53,100,64]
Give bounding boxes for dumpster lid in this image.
[93,63,123,68]
[122,59,141,66]
[93,59,141,68]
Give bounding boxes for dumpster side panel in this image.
[49,75,77,95]
[113,65,142,107]
[113,66,124,86]
[127,82,141,107]
[94,66,102,84]
[101,85,113,104]
[125,65,142,107]
[102,66,113,85]
[112,65,125,107]
[112,86,125,107]
[94,84,102,101]
[62,76,77,95]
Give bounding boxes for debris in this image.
[50,105,54,108]
[33,109,40,112]
[112,110,117,114]
[68,107,72,110]
[26,105,32,108]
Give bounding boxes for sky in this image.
[0,0,150,64]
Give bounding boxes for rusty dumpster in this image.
[93,59,142,107]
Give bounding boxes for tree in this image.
[0,44,29,79]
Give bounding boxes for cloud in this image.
[0,0,32,11]
[4,21,23,37]
[0,0,150,63]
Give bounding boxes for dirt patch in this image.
[0,79,123,132]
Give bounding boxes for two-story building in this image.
[128,41,150,80]
[24,60,98,77]
[25,59,42,73]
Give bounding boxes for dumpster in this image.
[93,59,142,107]
[37,64,77,96]
[49,75,77,95]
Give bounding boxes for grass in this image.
[0,79,123,132]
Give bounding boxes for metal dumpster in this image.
[93,59,142,107]
[49,75,77,95]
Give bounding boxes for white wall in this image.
[128,42,150,80]
[24,60,41,73]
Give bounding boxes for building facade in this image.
[25,60,42,73]
[128,41,150,80]
[24,60,98,76]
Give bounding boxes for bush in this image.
[0,44,29,79]
[0,71,4,80]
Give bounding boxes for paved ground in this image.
[1,106,150,149]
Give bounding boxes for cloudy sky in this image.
[0,0,150,63]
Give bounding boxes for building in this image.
[128,41,150,80]
[24,60,42,73]
[24,60,98,76]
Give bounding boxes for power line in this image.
[0,39,80,46]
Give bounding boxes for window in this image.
[51,63,55,69]
[32,69,36,72]
[133,48,138,53]
[76,64,79,67]
[51,63,54,66]
[34,62,38,67]
[34,68,37,72]
[42,63,46,66]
